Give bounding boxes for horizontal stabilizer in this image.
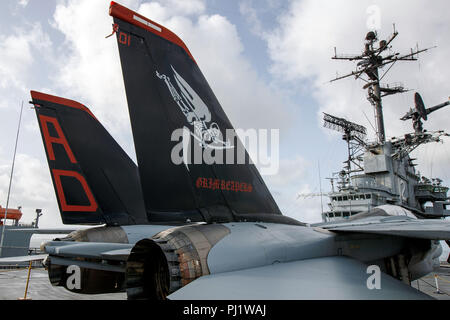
[44,241,133,261]
[8,228,77,234]
[168,256,430,300]
[0,254,48,263]
[323,216,450,240]
[42,241,134,273]
[49,256,125,273]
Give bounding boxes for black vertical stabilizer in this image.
[31,91,147,225]
[110,3,300,225]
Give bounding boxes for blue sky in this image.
[0,0,449,229]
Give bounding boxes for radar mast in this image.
[310,25,450,221]
[331,25,432,143]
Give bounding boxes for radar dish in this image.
[414,92,427,121]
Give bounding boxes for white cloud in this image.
[136,4,294,132]
[48,0,205,138]
[50,0,294,134]
[258,154,327,223]
[0,23,52,93]
[263,0,450,185]
[272,182,325,224]
[239,1,263,36]
[0,152,61,227]
[139,0,205,20]
[264,155,309,186]
[266,0,450,135]
[0,22,55,223]
[48,0,296,165]
[51,1,129,136]
[18,0,29,8]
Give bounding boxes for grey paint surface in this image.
[169,256,431,300]
[121,224,178,244]
[0,254,47,263]
[7,228,77,234]
[45,241,133,259]
[325,216,450,240]
[207,223,337,274]
[0,226,34,258]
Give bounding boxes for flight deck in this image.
[1,264,449,300]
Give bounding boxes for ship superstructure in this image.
[317,26,449,222]
[0,206,42,259]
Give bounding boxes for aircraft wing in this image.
[0,242,132,269]
[7,228,77,234]
[319,215,450,240]
[40,241,133,272]
[168,256,430,300]
[43,241,131,259]
[0,254,48,263]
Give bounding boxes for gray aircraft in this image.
[2,2,450,300]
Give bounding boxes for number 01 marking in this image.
[119,32,131,46]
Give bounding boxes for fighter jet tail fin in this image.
[30,91,147,225]
[108,2,299,225]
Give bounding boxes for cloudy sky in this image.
[0,0,449,230]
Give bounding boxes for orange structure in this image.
[0,206,22,224]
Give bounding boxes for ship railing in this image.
[379,81,404,89]
[416,184,449,194]
[18,223,35,228]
